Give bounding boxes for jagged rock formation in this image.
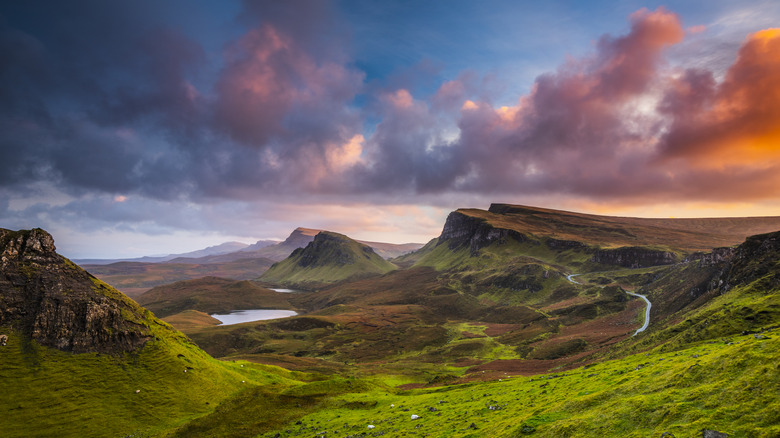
[438,211,526,255]
[0,228,151,353]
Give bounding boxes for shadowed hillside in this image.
[259,231,397,290]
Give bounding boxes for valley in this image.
[3,204,780,437]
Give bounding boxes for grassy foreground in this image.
[253,329,779,438]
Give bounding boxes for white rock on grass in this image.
[367,425,375,429]
[410,414,420,420]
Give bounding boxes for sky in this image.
[2,0,780,258]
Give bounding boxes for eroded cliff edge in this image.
[0,228,151,353]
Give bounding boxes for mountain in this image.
[240,239,281,252]
[74,241,251,265]
[0,228,305,437]
[259,231,397,289]
[78,228,322,297]
[137,276,293,318]
[463,203,780,251]
[356,240,424,259]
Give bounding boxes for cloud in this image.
[3,2,780,254]
[213,24,363,148]
[659,29,780,165]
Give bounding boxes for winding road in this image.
[566,273,651,336]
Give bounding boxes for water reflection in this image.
[210,309,297,326]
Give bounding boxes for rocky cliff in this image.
[719,230,780,292]
[591,247,679,268]
[685,247,737,267]
[438,211,526,255]
[0,228,151,353]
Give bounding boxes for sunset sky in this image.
[2,0,780,258]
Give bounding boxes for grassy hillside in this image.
[259,231,397,290]
[253,329,778,438]
[137,276,294,318]
[0,317,301,438]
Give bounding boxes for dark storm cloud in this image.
[0,1,208,199]
[2,1,780,211]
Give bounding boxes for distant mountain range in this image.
[75,228,422,265]
[77,227,424,297]
[73,240,278,265]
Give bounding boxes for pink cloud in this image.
[214,24,363,148]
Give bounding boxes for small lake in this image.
[270,288,301,293]
[210,309,297,326]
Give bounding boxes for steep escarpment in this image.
[438,210,526,255]
[718,230,780,292]
[0,228,151,353]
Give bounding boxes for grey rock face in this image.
[591,247,679,268]
[439,211,525,255]
[0,228,151,353]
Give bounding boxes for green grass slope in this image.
[0,228,305,437]
[256,329,779,438]
[259,231,397,290]
[0,317,299,438]
[137,276,293,318]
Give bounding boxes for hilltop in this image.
[259,231,397,290]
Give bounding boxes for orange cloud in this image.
[659,28,780,169]
[386,89,414,109]
[326,134,364,170]
[461,100,478,110]
[688,25,707,34]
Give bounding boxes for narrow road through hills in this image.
[566,273,651,336]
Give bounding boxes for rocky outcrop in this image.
[282,227,321,249]
[718,230,780,292]
[0,228,151,353]
[546,238,587,251]
[684,247,736,267]
[438,211,526,255]
[591,247,679,268]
